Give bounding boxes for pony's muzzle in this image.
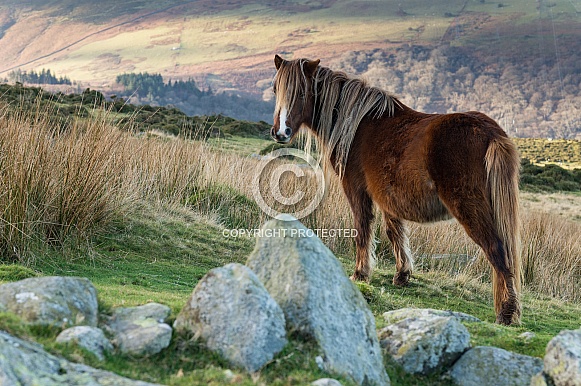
[271,126,292,143]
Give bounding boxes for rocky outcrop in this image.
[174,263,287,373]
[447,346,543,386]
[104,302,172,357]
[56,326,113,361]
[246,215,390,386]
[0,276,98,327]
[0,330,159,385]
[533,328,581,386]
[379,313,471,375]
[530,373,552,386]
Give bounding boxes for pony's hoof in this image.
[350,272,369,282]
[393,272,410,287]
[496,310,521,326]
[496,301,521,326]
[495,314,513,326]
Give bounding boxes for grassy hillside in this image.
[0,0,472,82]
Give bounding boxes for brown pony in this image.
[270,55,522,325]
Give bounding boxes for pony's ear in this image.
[274,54,284,70]
[303,59,320,76]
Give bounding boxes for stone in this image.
[542,328,581,386]
[174,263,287,373]
[0,330,159,385]
[0,276,98,327]
[382,307,481,324]
[447,346,543,386]
[104,302,172,357]
[379,314,470,375]
[518,331,536,343]
[530,372,550,386]
[223,369,234,381]
[311,378,343,386]
[56,326,113,361]
[246,216,390,386]
[111,302,171,324]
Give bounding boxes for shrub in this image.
[520,158,581,192]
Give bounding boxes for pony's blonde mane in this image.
[274,59,397,178]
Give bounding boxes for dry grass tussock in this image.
[406,213,581,302]
[0,102,579,302]
[0,102,209,262]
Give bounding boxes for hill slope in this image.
[0,0,580,136]
[0,1,577,83]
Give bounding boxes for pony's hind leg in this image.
[439,193,519,325]
[343,185,375,282]
[383,215,413,286]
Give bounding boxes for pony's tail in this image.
[485,136,522,324]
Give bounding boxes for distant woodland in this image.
[8,69,72,86]
[116,73,207,100]
[334,44,581,139]
[115,72,273,123]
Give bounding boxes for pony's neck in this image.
[306,66,399,178]
[310,68,347,139]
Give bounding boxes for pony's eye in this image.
[273,85,277,95]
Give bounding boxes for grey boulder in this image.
[379,314,470,375]
[246,216,390,386]
[56,326,113,361]
[447,346,543,386]
[174,263,287,373]
[0,276,98,327]
[539,328,581,386]
[311,379,343,386]
[104,302,172,357]
[0,330,158,385]
[382,307,481,324]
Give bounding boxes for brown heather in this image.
[0,102,579,302]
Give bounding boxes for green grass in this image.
[1,200,580,385]
[207,135,270,155]
[23,203,253,313]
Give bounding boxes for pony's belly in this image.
[374,187,452,223]
[404,196,453,223]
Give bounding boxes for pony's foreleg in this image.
[344,187,375,282]
[383,215,413,286]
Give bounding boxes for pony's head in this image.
[271,54,320,143]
